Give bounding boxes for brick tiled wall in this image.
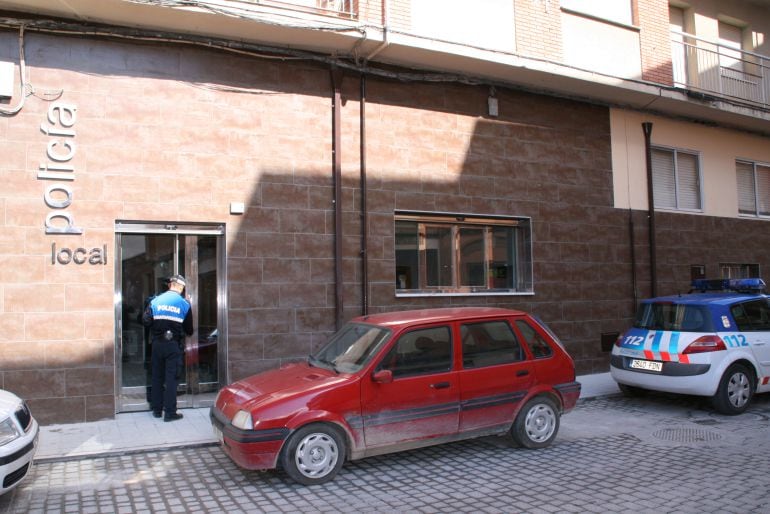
[4,23,768,424]
[357,0,383,24]
[636,0,674,84]
[514,0,563,61]
[388,0,412,31]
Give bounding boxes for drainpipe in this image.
[364,0,389,61]
[360,73,369,315]
[358,0,386,316]
[642,122,657,298]
[331,68,344,330]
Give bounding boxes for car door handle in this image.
[516,370,530,377]
[430,382,450,389]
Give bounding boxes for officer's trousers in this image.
[151,339,182,415]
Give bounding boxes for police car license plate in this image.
[630,359,662,372]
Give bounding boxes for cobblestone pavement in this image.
[2,393,770,514]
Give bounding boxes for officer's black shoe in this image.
[164,412,183,422]
[152,411,162,418]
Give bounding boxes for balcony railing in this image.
[253,0,356,19]
[671,31,769,109]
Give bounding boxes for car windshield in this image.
[310,323,391,373]
[634,303,714,332]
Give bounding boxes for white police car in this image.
[0,389,38,495]
[611,278,770,415]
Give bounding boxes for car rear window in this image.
[730,299,770,331]
[634,303,714,332]
[515,320,553,358]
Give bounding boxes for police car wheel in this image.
[511,397,560,449]
[711,363,754,416]
[280,423,346,485]
[618,383,647,397]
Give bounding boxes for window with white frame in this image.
[720,263,760,279]
[736,160,770,217]
[394,212,533,295]
[718,21,744,72]
[651,147,702,211]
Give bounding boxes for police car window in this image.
[378,326,452,377]
[515,320,553,359]
[731,300,770,331]
[634,303,713,332]
[461,320,523,368]
[730,304,751,331]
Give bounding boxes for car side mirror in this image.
[371,369,393,384]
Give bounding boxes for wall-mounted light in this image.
[487,86,498,117]
[230,202,245,215]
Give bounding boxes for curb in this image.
[33,440,219,464]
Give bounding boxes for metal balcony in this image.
[250,0,356,19]
[671,31,769,109]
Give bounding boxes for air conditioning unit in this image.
[0,61,14,99]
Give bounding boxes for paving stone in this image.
[3,394,770,512]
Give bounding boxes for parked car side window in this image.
[730,300,770,331]
[461,320,522,368]
[378,326,452,377]
[515,320,553,359]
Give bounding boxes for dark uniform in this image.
[142,274,193,421]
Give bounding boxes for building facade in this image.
[0,0,768,424]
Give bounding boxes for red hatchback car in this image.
[210,307,580,485]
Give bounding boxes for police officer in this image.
[142,274,193,422]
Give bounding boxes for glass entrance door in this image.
[115,223,226,412]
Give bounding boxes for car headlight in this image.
[0,417,21,446]
[231,410,253,430]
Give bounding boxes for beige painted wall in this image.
[611,108,770,218]
[687,0,769,54]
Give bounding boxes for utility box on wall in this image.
[0,61,14,99]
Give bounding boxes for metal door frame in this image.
[114,221,228,413]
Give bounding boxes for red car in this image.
[210,307,580,485]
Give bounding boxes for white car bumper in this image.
[610,363,722,397]
[0,418,39,495]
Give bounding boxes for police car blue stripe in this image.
[668,332,680,358]
[651,331,663,355]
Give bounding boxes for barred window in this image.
[652,147,702,211]
[720,263,760,279]
[736,160,770,217]
[394,212,532,296]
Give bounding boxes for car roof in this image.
[351,307,527,328]
[642,292,767,307]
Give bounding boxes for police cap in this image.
[168,274,187,287]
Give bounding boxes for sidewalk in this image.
[35,372,620,462]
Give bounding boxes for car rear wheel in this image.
[511,397,560,449]
[280,424,346,485]
[711,363,754,416]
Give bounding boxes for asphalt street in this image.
[2,392,770,514]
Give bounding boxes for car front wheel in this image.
[511,397,560,449]
[712,363,754,415]
[280,424,346,485]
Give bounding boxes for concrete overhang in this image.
[0,0,768,136]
